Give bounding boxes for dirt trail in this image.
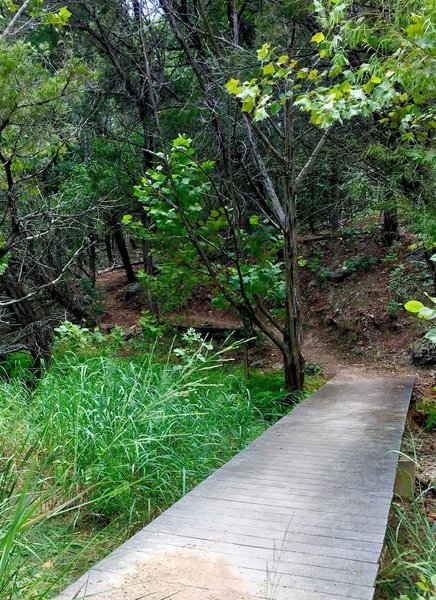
[96,267,418,380]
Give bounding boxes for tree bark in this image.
[382,208,399,247]
[282,198,305,392]
[111,218,136,283]
[105,234,114,267]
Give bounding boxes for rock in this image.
[411,338,436,366]
[328,266,348,283]
[124,282,142,300]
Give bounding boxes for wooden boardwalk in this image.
[58,373,414,600]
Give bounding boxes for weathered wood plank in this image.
[57,373,414,600]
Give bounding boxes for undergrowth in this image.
[0,339,322,598]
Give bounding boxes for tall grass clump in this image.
[30,346,270,523]
[0,331,323,596]
[377,494,436,599]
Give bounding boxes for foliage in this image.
[404,293,436,343]
[415,399,436,431]
[139,310,166,342]
[131,136,287,311]
[380,497,436,600]
[227,2,435,133]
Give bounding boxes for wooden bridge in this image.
[58,373,414,600]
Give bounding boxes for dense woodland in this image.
[0,1,435,599]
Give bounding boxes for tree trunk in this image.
[105,234,114,267]
[282,227,305,393]
[111,218,136,283]
[382,208,399,247]
[89,232,96,285]
[329,166,340,232]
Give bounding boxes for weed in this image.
[415,399,436,430]
[344,255,377,273]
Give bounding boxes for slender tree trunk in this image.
[282,211,305,392]
[111,219,136,283]
[329,166,340,232]
[382,208,399,246]
[89,232,96,285]
[105,234,114,267]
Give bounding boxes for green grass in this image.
[0,344,323,598]
[377,497,436,599]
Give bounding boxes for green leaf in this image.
[404,300,424,313]
[276,54,289,65]
[270,102,281,115]
[418,306,436,320]
[262,62,276,76]
[241,97,255,113]
[430,253,436,262]
[311,32,325,44]
[257,43,272,61]
[249,215,260,226]
[121,214,133,224]
[225,78,241,95]
[253,106,268,121]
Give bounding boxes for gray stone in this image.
[411,337,436,365]
[124,282,142,300]
[328,265,349,282]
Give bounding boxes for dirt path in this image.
[96,268,418,379]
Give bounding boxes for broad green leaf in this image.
[311,32,325,44]
[257,43,272,61]
[418,306,436,320]
[276,54,289,65]
[226,79,241,95]
[253,106,268,121]
[262,62,275,76]
[241,97,255,113]
[404,300,424,313]
[249,215,260,226]
[270,102,281,115]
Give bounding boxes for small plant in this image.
[174,328,214,365]
[139,310,166,342]
[416,398,436,430]
[390,264,407,301]
[54,321,92,347]
[382,243,401,264]
[379,496,436,600]
[387,299,400,319]
[343,255,377,273]
[404,296,436,344]
[396,575,436,600]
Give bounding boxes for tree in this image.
[0,10,92,366]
